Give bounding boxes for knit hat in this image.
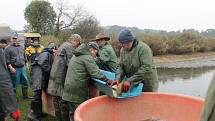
[69,34,82,43]
[118,29,135,43]
[87,42,99,51]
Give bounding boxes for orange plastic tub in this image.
[75,92,204,121]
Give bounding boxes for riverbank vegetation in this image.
[108,28,215,56]
[138,29,215,55]
[40,28,215,57]
[24,0,215,56]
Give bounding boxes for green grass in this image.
[5,68,56,121]
[5,86,56,121]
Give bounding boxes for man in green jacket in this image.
[113,29,159,92]
[62,43,111,121]
[200,75,215,121]
[93,32,117,72]
[48,34,82,121]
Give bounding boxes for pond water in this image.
[157,67,215,98]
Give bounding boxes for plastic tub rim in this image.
[74,92,204,121]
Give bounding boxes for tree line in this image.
[24,0,215,56]
[108,29,215,56]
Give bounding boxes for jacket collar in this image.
[100,41,109,49]
[127,39,138,51]
[12,43,20,47]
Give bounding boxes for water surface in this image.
[157,67,215,98]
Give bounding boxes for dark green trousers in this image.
[54,96,70,121]
[68,102,80,121]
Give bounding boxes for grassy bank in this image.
[153,51,215,64]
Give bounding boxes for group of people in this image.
[0,29,215,121]
[8,28,215,121]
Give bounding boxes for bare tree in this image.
[54,0,86,36]
[72,15,103,41]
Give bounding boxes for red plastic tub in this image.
[74,92,204,121]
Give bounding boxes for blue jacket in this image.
[30,48,54,91]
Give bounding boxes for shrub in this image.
[57,30,72,43]
[40,35,59,47]
[138,33,168,55]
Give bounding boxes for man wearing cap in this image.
[62,42,112,121]
[5,32,29,99]
[47,34,82,121]
[93,32,117,72]
[112,29,159,92]
[0,39,8,49]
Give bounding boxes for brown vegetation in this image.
[109,30,215,56]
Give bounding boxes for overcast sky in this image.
[0,0,214,31]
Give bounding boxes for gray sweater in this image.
[5,44,27,67]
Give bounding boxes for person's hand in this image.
[8,64,16,74]
[106,80,113,86]
[11,109,21,120]
[105,80,120,86]
[111,80,120,86]
[122,80,131,92]
[10,67,16,74]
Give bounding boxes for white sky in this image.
[0,0,214,31]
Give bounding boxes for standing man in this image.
[5,33,29,98]
[0,39,8,49]
[113,29,159,92]
[28,43,57,121]
[93,32,117,72]
[48,34,82,121]
[62,43,111,121]
[0,41,20,121]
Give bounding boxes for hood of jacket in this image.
[73,43,90,57]
[126,38,139,51]
[43,47,53,54]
